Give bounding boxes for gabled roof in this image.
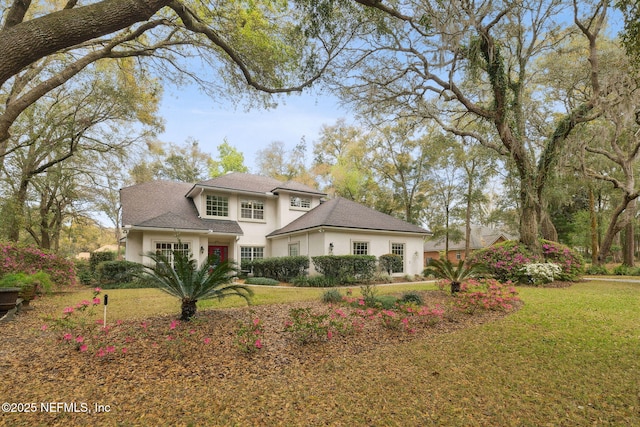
[189,172,326,197]
[268,197,429,237]
[423,225,515,252]
[120,181,243,234]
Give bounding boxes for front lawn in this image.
[1,280,638,426]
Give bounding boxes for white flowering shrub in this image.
[522,263,562,285]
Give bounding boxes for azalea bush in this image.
[0,241,76,288]
[448,278,520,314]
[468,239,583,283]
[234,314,264,354]
[467,241,540,282]
[44,289,216,359]
[540,240,584,281]
[522,263,562,285]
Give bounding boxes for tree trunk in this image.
[623,200,635,267]
[589,186,599,264]
[180,298,198,321]
[519,184,541,254]
[598,198,632,265]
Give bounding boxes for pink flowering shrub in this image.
[540,239,584,281]
[467,241,540,282]
[0,241,76,288]
[451,278,520,314]
[43,291,216,359]
[468,239,583,283]
[234,314,265,354]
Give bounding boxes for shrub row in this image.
[311,255,377,283]
[243,256,309,282]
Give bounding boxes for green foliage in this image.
[379,253,403,274]
[0,241,76,288]
[375,294,398,309]
[292,275,339,287]
[321,289,343,304]
[612,265,640,276]
[584,264,609,275]
[0,271,52,300]
[138,249,253,321]
[96,260,144,286]
[244,277,280,286]
[243,256,309,282]
[399,291,424,306]
[74,260,94,286]
[90,251,116,273]
[209,140,249,177]
[311,255,377,283]
[359,283,378,306]
[424,258,486,294]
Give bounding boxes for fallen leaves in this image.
[0,289,519,426]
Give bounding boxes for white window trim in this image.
[205,194,229,218]
[351,240,370,255]
[289,196,312,211]
[239,198,266,223]
[390,242,405,274]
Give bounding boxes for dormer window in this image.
[290,196,311,209]
[206,195,229,217]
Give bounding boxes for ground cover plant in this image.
[1,279,638,426]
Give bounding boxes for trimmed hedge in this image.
[379,253,403,274]
[96,260,144,285]
[311,255,377,283]
[243,256,309,282]
[90,251,115,273]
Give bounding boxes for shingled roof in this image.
[423,225,515,252]
[120,181,243,234]
[191,172,325,196]
[267,197,429,237]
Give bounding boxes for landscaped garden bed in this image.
[1,279,638,426]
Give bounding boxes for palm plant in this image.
[424,258,486,294]
[138,248,253,321]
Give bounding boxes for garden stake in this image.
[103,294,108,328]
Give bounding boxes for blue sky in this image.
[157,84,351,172]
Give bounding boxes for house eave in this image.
[268,225,430,239]
[123,225,243,236]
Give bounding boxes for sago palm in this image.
[139,248,253,321]
[424,258,485,294]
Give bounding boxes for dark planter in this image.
[0,287,21,316]
[18,283,37,308]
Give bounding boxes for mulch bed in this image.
[0,289,522,426]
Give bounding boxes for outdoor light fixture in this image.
[200,246,205,254]
[329,242,334,254]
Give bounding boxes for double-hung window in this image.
[240,199,264,220]
[155,242,190,268]
[391,242,405,273]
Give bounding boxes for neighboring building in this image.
[121,173,429,276]
[423,225,516,264]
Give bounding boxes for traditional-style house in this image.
[121,173,429,276]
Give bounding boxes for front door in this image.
[208,245,228,265]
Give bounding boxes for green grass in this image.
[25,280,640,425]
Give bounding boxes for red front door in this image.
[208,246,228,264]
